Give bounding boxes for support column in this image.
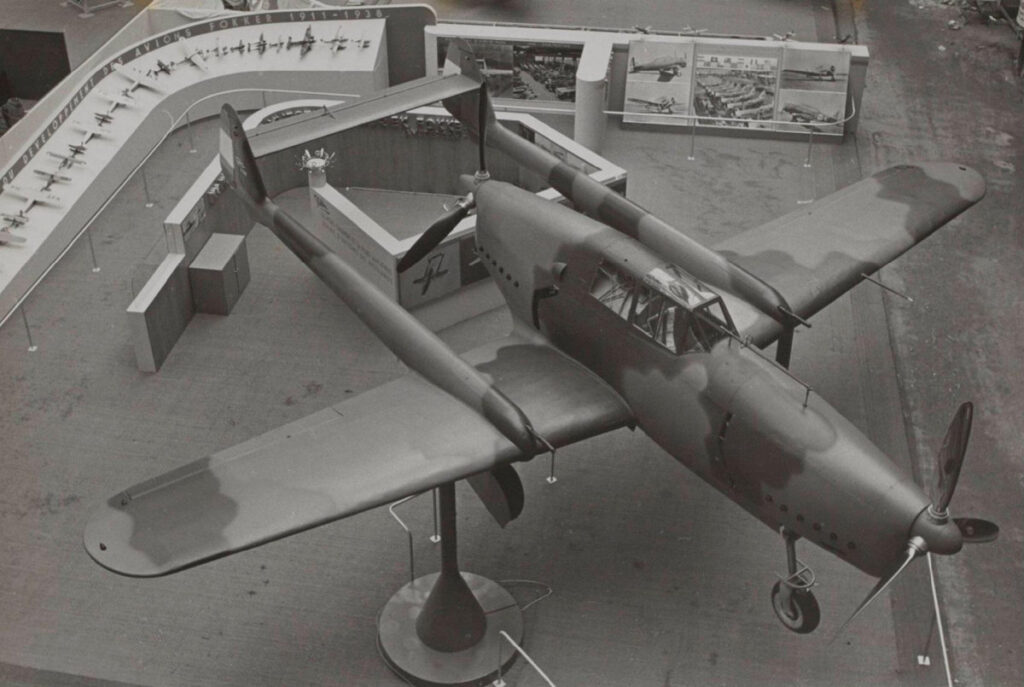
[377,481,523,686]
[414,483,486,651]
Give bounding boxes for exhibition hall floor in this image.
[1,2,1021,687]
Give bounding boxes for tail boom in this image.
[216,105,541,457]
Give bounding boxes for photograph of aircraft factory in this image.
[692,47,779,129]
[436,37,583,104]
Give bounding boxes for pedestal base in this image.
[377,572,524,687]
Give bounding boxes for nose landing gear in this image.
[770,528,820,633]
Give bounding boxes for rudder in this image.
[219,104,268,207]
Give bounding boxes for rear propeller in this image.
[397,84,490,274]
[833,402,999,639]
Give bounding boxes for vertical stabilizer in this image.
[219,104,268,207]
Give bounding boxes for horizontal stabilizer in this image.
[247,72,481,159]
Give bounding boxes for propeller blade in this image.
[935,401,973,513]
[831,538,925,642]
[954,517,999,544]
[396,200,472,273]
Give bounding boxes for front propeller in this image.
[833,402,998,639]
[397,83,490,274]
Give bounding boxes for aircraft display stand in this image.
[377,482,523,686]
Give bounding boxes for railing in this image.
[1,87,361,346]
[387,489,440,584]
[492,97,857,203]
[495,630,557,687]
[438,18,790,42]
[62,0,133,19]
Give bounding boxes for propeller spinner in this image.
[834,402,999,639]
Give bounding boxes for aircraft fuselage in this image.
[473,179,931,578]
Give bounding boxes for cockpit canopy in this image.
[590,261,736,354]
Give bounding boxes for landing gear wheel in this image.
[771,580,820,634]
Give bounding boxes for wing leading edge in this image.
[84,332,631,577]
[714,162,985,345]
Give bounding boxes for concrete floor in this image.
[0,1,1021,686]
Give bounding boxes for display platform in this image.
[130,96,626,369]
[304,105,626,312]
[0,5,426,327]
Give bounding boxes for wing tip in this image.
[918,161,987,204]
[84,519,168,578]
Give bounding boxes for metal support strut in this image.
[377,481,524,685]
[415,482,486,652]
[781,529,814,587]
[770,528,819,634]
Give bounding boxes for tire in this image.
[771,579,821,634]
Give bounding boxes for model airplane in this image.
[33,169,72,190]
[85,44,996,649]
[325,27,348,52]
[3,184,62,215]
[0,228,26,245]
[627,96,681,114]
[178,40,209,71]
[150,59,173,78]
[1,212,28,228]
[112,63,162,93]
[287,25,316,56]
[96,89,134,112]
[629,55,688,81]
[70,121,110,145]
[48,151,87,170]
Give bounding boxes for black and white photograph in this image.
[623,38,695,126]
[437,36,583,104]
[0,2,1020,687]
[691,46,780,129]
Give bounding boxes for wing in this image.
[84,333,631,577]
[714,162,984,345]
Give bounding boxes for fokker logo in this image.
[413,253,449,295]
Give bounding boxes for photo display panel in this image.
[691,43,781,130]
[623,38,696,126]
[776,46,851,134]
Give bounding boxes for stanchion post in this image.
[86,228,101,272]
[495,638,507,687]
[798,128,816,205]
[688,116,697,161]
[20,305,38,352]
[387,497,417,585]
[141,165,155,208]
[547,451,558,484]
[430,488,441,543]
[185,111,197,154]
